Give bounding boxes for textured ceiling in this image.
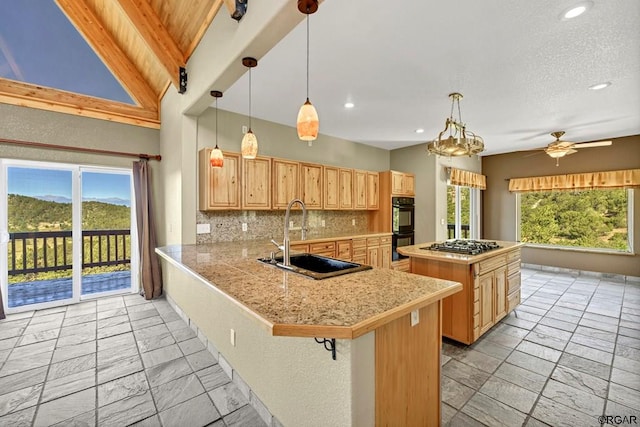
[220,0,640,155]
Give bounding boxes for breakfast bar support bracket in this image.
[314,338,336,360]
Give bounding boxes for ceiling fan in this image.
[538,131,612,165]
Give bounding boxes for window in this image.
[517,188,632,252]
[447,185,480,239]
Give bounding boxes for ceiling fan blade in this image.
[523,151,544,158]
[574,140,612,148]
[565,148,578,156]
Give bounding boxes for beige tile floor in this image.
[1,268,639,426]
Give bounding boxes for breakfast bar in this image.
[157,241,462,427]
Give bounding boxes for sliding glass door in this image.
[1,160,138,313]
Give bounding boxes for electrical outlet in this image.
[196,223,210,234]
[289,220,294,228]
[242,125,248,134]
[411,310,419,326]
[352,219,356,226]
[242,223,248,232]
[230,329,236,346]
[441,218,446,225]
[321,220,325,227]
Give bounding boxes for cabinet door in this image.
[479,272,494,335]
[323,166,339,210]
[367,171,379,210]
[300,163,323,209]
[380,244,391,269]
[354,170,367,209]
[336,240,352,261]
[242,156,271,209]
[391,171,405,195]
[339,169,354,210]
[367,247,379,267]
[404,174,415,196]
[494,266,508,321]
[272,159,299,209]
[198,149,241,210]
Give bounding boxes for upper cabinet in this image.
[354,170,367,210]
[391,171,415,196]
[300,162,323,209]
[242,156,271,210]
[339,168,354,210]
[367,172,379,210]
[272,158,299,209]
[198,149,241,210]
[324,166,340,210]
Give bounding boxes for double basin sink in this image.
[257,253,372,280]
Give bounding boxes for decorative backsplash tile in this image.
[196,210,370,244]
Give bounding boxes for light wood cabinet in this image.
[336,240,352,261]
[323,166,339,210]
[354,170,367,210]
[272,158,299,209]
[242,156,271,210]
[309,241,335,257]
[409,246,522,344]
[352,238,367,264]
[391,171,415,196]
[339,169,354,210]
[367,172,379,210]
[300,163,323,209]
[391,258,410,272]
[365,236,391,268]
[198,149,241,210]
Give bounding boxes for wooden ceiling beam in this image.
[114,0,185,90]
[55,0,158,110]
[0,78,160,129]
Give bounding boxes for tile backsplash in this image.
[196,210,370,244]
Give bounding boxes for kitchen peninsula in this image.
[156,240,461,427]
[398,240,524,345]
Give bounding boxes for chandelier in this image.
[426,93,484,157]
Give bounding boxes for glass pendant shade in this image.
[210,147,224,167]
[297,98,319,141]
[241,129,258,159]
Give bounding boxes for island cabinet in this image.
[401,242,523,344]
[272,158,299,209]
[300,162,323,209]
[242,156,271,210]
[198,149,241,210]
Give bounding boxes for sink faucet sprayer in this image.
[271,198,307,266]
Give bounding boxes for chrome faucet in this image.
[281,198,307,266]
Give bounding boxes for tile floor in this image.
[0,268,639,426]
[0,293,268,426]
[442,268,640,426]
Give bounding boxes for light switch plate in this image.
[411,310,419,326]
[242,223,248,232]
[230,329,236,346]
[196,223,210,234]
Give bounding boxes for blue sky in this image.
[0,2,133,104]
[8,168,131,202]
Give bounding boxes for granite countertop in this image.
[398,240,524,265]
[156,241,461,339]
[287,230,391,245]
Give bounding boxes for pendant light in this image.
[241,57,258,159]
[209,90,224,168]
[296,0,319,142]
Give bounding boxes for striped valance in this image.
[448,168,487,190]
[508,169,640,192]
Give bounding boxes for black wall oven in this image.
[392,197,415,260]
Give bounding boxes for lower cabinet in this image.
[309,241,336,258]
[289,235,391,267]
[336,240,352,261]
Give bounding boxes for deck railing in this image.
[8,229,131,276]
[447,224,471,240]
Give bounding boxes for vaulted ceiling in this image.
[0,0,237,129]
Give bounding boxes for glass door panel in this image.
[4,166,76,309]
[80,170,133,298]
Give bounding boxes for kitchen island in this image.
[398,241,524,345]
[156,241,461,427]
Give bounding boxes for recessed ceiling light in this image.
[560,1,592,20]
[344,102,354,109]
[415,128,425,134]
[588,82,611,91]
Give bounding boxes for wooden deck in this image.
[7,271,131,308]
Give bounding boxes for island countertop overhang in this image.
[156,241,462,339]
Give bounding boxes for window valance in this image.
[447,168,487,190]
[508,169,640,192]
